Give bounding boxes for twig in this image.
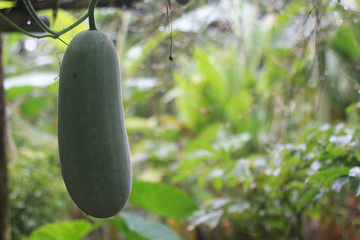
[0,12,55,38]
[22,0,58,35]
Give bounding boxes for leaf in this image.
[326,145,348,158]
[233,159,253,184]
[129,180,198,219]
[349,166,360,196]
[296,188,318,212]
[331,177,348,193]
[45,82,59,95]
[307,167,350,183]
[224,90,253,131]
[107,218,147,240]
[212,132,251,152]
[332,26,360,61]
[264,218,286,230]
[354,152,360,163]
[173,72,203,130]
[323,174,345,191]
[345,102,360,115]
[187,123,221,151]
[329,134,353,146]
[125,117,157,133]
[0,0,15,9]
[193,48,226,104]
[188,209,223,230]
[6,86,39,101]
[20,96,47,118]
[22,220,95,240]
[110,212,182,240]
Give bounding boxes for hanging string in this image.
[166,0,173,61]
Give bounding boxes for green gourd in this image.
[58,30,132,218]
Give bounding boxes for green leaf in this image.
[110,212,182,240]
[173,72,203,130]
[187,123,221,151]
[332,26,360,61]
[193,48,226,104]
[307,167,351,183]
[296,188,318,212]
[326,145,348,158]
[107,218,147,240]
[345,102,360,115]
[349,167,360,196]
[331,177,348,193]
[224,90,253,131]
[129,180,198,219]
[323,174,344,191]
[354,152,360,163]
[20,96,47,118]
[22,220,95,240]
[264,218,286,230]
[125,117,157,133]
[45,82,59,95]
[0,0,16,9]
[6,86,38,101]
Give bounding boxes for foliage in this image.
[129,180,198,219]
[121,0,360,238]
[2,0,360,239]
[0,0,15,10]
[7,84,71,240]
[109,212,181,240]
[21,212,183,240]
[22,220,95,240]
[4,8,89,239]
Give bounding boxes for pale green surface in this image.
[58,30,132,218]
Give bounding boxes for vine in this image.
[166,0,173,61]
[0,0,98,39]
[88,0,99,30]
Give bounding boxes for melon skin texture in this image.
[58,30,132,218]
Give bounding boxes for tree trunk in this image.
[0,33,11,240]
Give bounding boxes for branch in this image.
[1,0,91,38]
[56,11,89,36]
[0,0,136,37]
[0,12,55,38]
[28,0,139,11]
[22,0,58,35]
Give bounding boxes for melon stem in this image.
[88,0,99,30]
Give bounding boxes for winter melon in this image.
[58,30,132,218]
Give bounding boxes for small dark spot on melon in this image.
[74,73,77,78]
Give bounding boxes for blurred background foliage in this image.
[2,0,360,239]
